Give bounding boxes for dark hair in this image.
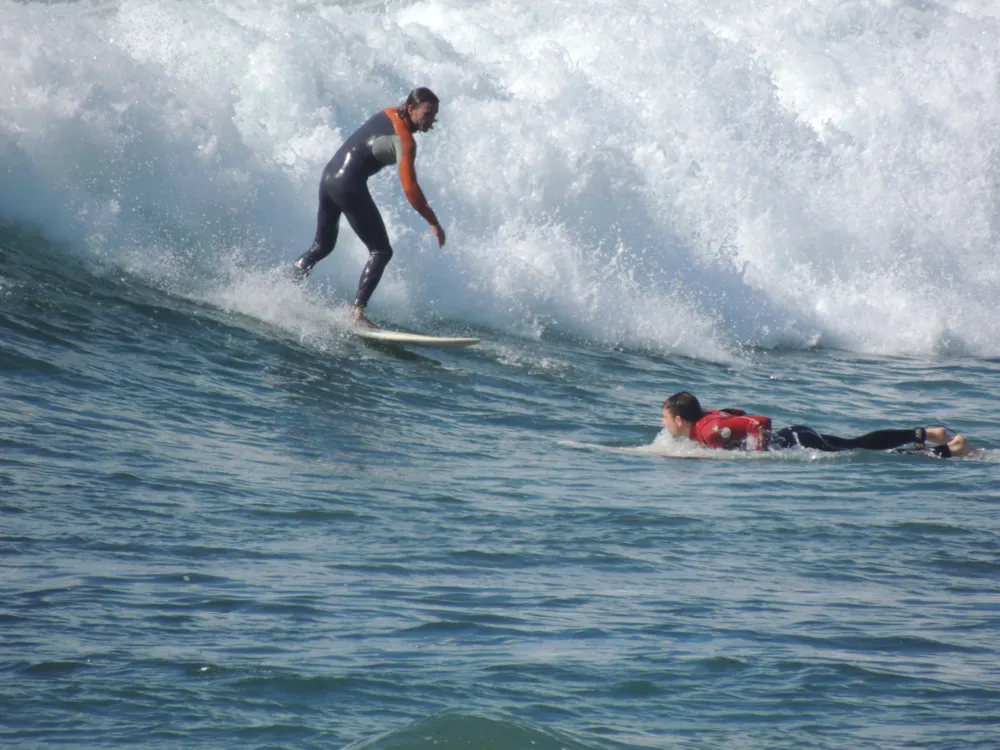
[662,391,704,423]
[398,87,439,119]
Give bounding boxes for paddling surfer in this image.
[661,391,976,457]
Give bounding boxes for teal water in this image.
[2,228,998,749]
[3,0,1000,746]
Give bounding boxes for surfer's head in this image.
[399,87,439,133]
[662,391,704,437]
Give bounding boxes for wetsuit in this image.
[690,410,951,457]
[294,108,439,308]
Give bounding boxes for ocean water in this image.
[2,1,999,748]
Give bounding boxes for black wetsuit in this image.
[772,426,951,457]
[295,108,434,308]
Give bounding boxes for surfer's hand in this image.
[431,223,446,248]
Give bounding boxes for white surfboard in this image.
[352,327,480,348]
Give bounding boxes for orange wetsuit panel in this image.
[384,108,438,227]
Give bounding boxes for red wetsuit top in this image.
[691,409,772,451]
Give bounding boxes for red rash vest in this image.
[690,409,772,451]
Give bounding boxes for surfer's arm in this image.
[385,107,444,245]
[386,131,441,245]
[397,138,446,247]
[742,417,771,451]
[394,139,434,223]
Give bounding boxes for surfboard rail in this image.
[352,327,480,348]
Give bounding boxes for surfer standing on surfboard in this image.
[292,87,445,329]
[661,391,976,457]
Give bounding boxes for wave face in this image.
[2,0,999,358]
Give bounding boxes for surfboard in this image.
[351,327,480,348]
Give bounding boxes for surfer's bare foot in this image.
[349,305,378,329]
[923,426,950,445]
[947,434,974,457]
[919,427,975,457]
[291,258,311,283]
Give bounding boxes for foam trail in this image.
[1,0,998,358]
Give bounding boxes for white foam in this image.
[2,0,998,357]
[562,432,840,462]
